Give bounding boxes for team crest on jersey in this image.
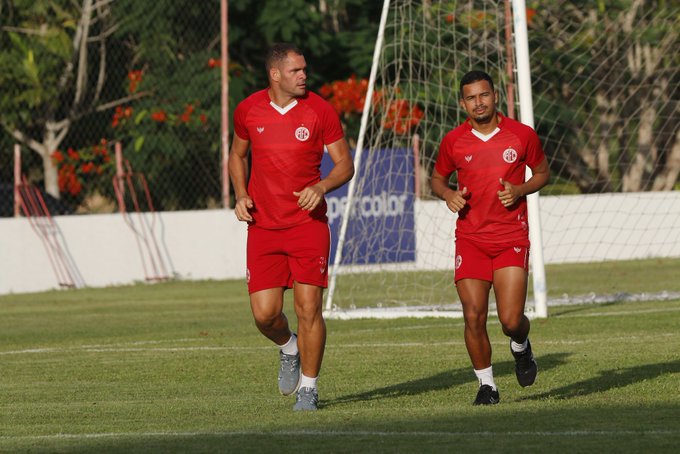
[295,126,310,141]
[319,256,327,274]
[503,147,518,163]
[465,155,473,162]
[455,254,463,270]
[256,127,264,134]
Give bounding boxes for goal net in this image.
[324,0,680,319]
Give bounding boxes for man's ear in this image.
[270,67,280,82]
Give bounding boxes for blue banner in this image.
[321,148,416,265]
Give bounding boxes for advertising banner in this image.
[321,148,415,265]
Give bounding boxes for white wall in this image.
[2,191,679,295]
[0,209,247,295]
[415,191,680,270]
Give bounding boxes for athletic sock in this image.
[278,333,298,355]
[299,373,317,390]
[511,339,528,353]
[474,366,496,390]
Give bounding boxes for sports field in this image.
[1,259,679,453]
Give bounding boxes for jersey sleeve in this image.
[233,101,250,141]
[525,128,546,168]
[434,134,457,178]
[318,100,345,145]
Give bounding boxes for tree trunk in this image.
[652,128,680,190]
[41,146,60,199]
[595,92,613,188]
[622,100,655,192]
[41,126,63,199]
[39,119,71,199]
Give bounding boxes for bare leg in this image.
[493,267,530,343]
[249,287,292,346]
[293,282,326,377]
[456,278,493,370]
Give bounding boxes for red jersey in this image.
[233,89,345,229]
[435,113,546,245]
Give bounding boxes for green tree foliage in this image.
[1,0,381,212]
[108,0,226,209]
[107,0,382,209]
[0,0,102,197]
[529,0,680,192]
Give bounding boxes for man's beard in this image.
[474,111,493,124]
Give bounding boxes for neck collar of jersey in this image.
[466,111,505,142]
[471,126,501,142]
[269,99,298,115]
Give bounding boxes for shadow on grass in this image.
[523,358,680,401]
[325,352,571,407]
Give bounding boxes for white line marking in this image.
[1,306,678,356]
[2,429,678,441]
[555,306,680,318]
[2,332,678,356]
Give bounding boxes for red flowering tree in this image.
[381,99,425,136]
[49,63,216,210]
[51,140,114,204]
[320,75,425,144]
[104,59,235,210]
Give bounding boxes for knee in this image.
[500,315,526,337]
[253,310,281,331]
[295,300,323,326]
[464,309,488,332]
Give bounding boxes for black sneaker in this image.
[512,338,538,387]
[473,385,500,405]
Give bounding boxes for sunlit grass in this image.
[1,265,679,452]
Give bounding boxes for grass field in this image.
[1,260,680,453]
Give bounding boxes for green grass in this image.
[1,264,679,453]
[539,257,680,296]
[331,258,680,308]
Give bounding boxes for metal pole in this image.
[221,0,231,208]
[14,144,21,217]
[504,0,516,119]
[115,142,125,213]
[412,134,421,199]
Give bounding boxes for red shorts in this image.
[246,221,330,294]
[454,238,530,283]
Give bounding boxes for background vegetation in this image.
[1,0,677,214]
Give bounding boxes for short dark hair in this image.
[265,42,303,71]
[459,70,495,98]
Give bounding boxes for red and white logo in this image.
[455,254,463,270]
[514,247,522,253]
[502,147,518,163]
[256,127,264,134]
[465,155,473,163]
[319,256,327,274]
[295,126,310,141]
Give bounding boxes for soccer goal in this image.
[324,0,680,320]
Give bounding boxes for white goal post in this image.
[325,0,547,319]
[323,0,680,320]
[324,0,393,315]
[512,0,547,318]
